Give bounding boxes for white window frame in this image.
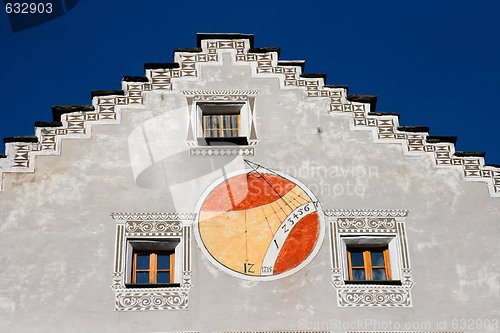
[182,90,258,156]
[125,239,181,285]
[195,102,248,139]
[339,235,402,282]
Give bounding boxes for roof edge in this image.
[197,33,254,48]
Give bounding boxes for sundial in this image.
[194,160,325,281]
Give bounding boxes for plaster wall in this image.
[0,50,499,333]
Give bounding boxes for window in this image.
[125,239,179,287]
[111,213,195,311]
[340,236,399,284]
[183,91,259,153]
[132,251,175,285]
[203,112,240,138]
[197,102,249,146]
[347,246,391,281]
[328,210,414,307]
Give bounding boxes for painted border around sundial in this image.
[193,164,326,281]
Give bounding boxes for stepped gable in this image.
[1,33,499,197]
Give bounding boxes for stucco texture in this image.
[0,48,499,333]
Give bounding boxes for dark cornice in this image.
[123,76,149,82]
[197,33,254,48]
[52,105,95,122]
[426,136,458,145]
[277,60,305,72]
[91,90,125,98]
[347,94,378,112]
[249,47,281,57]
[454,151,486,157]
[3,136,38,143]
[368,112,400,118]
[398,126,430,133]
[144,63,180,70]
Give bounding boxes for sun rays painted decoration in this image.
[194,160,325,281]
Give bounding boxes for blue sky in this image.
[1,0,499,164]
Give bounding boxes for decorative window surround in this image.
[326,209,413,307]
[111,212,195,311]
[182,90,258,156]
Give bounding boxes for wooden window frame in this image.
[347,247,391,281]
[202,114,241,138]
[132,251,175,284]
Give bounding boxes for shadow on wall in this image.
[128,111,248,212]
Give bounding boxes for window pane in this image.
[223,115,231,130]
[371,251,385,266]
[352,268,365,280]
[136,272,149,284]
[350,251,364,267]
[157,254,170,270]
[157,272,171,284]
[373,268,387,281]
[203,116,210,136]
[212,116,220,137]
[136,255,149,270]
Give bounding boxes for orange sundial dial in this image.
[194,161,325,280]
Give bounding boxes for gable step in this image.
[196,33,254,47]
[277,60,305,72]
[52,105,95,122]
[347,94,377,112]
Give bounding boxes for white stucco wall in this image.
[0,41,499,333]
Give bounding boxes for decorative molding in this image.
[324,209,408,217]
[124,220,183,237]
[1,35,499,197]
[336,218,397,233]
[328,209,413,307]
[114,289,189,311]
[337,287,411,307]
[182,89,259,97]
[189,147,254,156]
[111,213,194,311]
[111,212,196,221]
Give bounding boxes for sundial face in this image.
[194,164,325,281]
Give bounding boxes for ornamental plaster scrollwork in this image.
[326,209,414,307]
[111,212,195,311]
[1,36,499,197]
